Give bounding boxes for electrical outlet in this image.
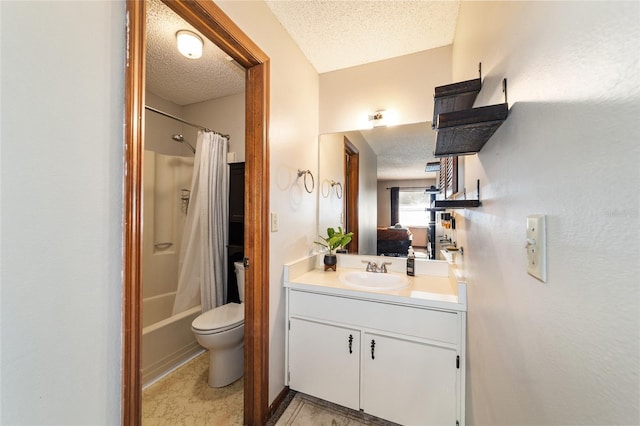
[526,214,547,282]
[271,212,278,232]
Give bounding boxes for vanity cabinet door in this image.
[288,318,360,410]
[361,332,458,426]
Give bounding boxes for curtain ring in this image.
[331,180,343,199]
[297,169,315,193]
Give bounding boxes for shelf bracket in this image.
[503,78,508,104]
[478,62,482,80]
[462,178,481,202]
[432,179,481,209]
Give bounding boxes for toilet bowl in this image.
[191,261,245,387]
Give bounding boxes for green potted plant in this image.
[316,227,354,271]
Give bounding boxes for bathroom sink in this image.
[338,271,410,291]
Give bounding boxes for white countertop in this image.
[284,255,467,312]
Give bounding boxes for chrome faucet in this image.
[362,260,377,272]
[361,260,392,273]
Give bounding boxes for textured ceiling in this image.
[265,0,460,73]
[146,0,452,180]
[358,122,437,180]
[146,0,460,107]
[145,0,245,106]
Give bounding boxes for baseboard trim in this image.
[267,386,295,424]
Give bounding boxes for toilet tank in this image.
[234,261,245,302]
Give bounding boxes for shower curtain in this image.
[172,131,229,315]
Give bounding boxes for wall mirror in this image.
[318,122,439,256]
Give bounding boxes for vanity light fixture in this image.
[176,30,203,59]
[368,110,386,127]
[425,161,440,172]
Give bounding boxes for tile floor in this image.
[142,353,243,425]
[143,352,396,425]
[274,393,398,426]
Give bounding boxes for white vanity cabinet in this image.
[288,318,360,410]
[361,332,457,425]
[285,287,466,426]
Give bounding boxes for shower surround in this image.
[142,150,202,386]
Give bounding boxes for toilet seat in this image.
[192,303,244,334]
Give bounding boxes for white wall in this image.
[184,92,246,162]
[0,1,124,424]
[452,2,640,424]
[319,47,452,134]
[215,1,320,404]
[146,91,190,156]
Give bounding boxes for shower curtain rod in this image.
[145,105,230,140]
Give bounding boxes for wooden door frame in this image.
[123,1,270,425]
[344,137,359,254]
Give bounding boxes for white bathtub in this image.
[142,292,204,387]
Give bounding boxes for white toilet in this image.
[191,261,245,387]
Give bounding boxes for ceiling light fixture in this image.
[176,30,203,59]
[368,110,386,128]
[425,161,440,172]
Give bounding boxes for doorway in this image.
[344,137,359,254]
[123,1,270,424]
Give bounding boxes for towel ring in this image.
[330,180,343,199]
[321,180,331,198]
[297,169,315,193]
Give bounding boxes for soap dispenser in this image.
[406,246,415,276]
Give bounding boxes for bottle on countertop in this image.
[406,246,415,276]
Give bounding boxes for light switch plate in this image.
[271,212,278,232]
[526,214,547,282]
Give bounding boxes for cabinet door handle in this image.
[370,339,376,360]
[348,334,353,354]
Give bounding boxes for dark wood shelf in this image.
[432,78,481,128]
[434,103,508,157]
[433,199,481,209]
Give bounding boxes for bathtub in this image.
[142,292,204,387]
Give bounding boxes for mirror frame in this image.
[123,1,271,424]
